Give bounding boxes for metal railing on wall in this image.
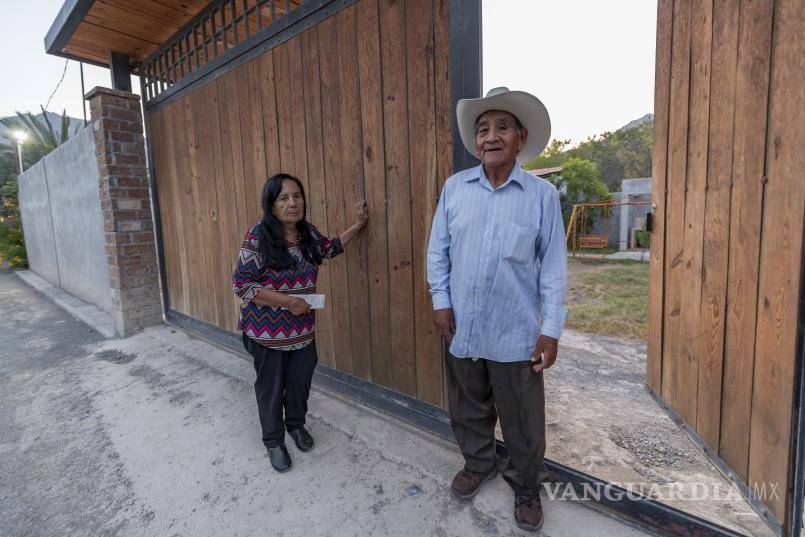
[141,0,301,104]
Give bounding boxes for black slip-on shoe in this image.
[267,444,292,472]
[288,426,314,452]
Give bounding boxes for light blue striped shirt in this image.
[427,164,568,362]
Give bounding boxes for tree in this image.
[549,157,611,227]
[524,119,654,192]
[0,108,82,267]
[524,138,570,170]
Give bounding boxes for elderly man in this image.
[427,87,567,531]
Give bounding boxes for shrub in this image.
[635,228,651,249]
[0,177,26,268]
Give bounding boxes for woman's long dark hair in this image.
[257,173,323,270]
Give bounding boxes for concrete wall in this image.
[17,162,60,284]
[619,178,653,249]
[18,126,113,315]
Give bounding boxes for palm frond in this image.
[59,110,70,144]
[38,106,59,149]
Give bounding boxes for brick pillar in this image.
[85,87,163,336]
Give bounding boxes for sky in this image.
[483,0,657,144]
[0,0,656,145]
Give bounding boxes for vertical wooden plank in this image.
[237,61,267,225]
[660,0,692,412]
[164,101,191,315]
[646,0,673,396]
[221,68,251,253]
[205,79,239,332]
[257,50,282,178]
[214,76,244,332]
[719,0,774,480]
[149,109,181,315]
[273,41,296,175]
[191,82,223,326]
[235,65,257,224]
[189,85,225,325]
[695,0,739,450]
[337,7,372,380]
[175,94,205,320]
[433,0,452,407]
[748,0,804,523]
[287,35,310,193]
[300,26,336,369]
[380,0,417,396]
[676,0,713,426]
[356,0,393,388]
[406,0,441,405]
[247,58,269,213]
[319,16,354,374]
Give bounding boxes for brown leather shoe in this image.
[450,468,497,500]
[514,494,544,531]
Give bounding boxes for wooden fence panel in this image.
[257,50,282,178]
[211,77,241,332]
[646,0,673,397]
[676,0,713,425]
[748,0,804,523]
[380,0,417,397]
[695,0,739,450]
[148,0,453,406]
[434,0,451,406]
[337,6,373,381]
[719,0,774,480]
[651,0,802,527]
[356,0,393,389]
[319,16,354,374]
[301,27,336,369]
[190,82,224,327]
[660,0,692,411]
[406,0,442,406]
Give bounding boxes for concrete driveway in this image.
[0,269,652,537]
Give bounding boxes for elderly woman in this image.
[233,172,368,472]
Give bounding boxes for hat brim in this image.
[456,91,551,164]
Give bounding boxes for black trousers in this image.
[445,353,546,497]
[242,333,319,448]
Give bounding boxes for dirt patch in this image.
[610,423,709,473]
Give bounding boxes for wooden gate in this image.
[144,0,476,409]
[646,0,804,533]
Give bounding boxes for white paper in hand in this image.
[289,294,326,310]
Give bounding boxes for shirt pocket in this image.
[501,222,539,265]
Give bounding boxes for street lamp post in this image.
[13,131,27,174]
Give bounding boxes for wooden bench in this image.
[578,234,609,249]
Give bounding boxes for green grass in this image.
[570,246,619,255]
[565,263,649,340]
[568,257,643,267]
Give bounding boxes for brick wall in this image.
[86,87,163,335]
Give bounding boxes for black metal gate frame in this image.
[138,1,805,536]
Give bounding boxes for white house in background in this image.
[618,177,652,249]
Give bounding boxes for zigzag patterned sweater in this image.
[233,222,343,350]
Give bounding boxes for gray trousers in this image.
[445,353,546,496]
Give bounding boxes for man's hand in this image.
[434,308,456,343]
[531,335,559,374]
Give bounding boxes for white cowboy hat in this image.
[456,87,551,163]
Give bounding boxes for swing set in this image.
[565,199,654,257]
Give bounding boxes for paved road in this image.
[0,269,650,537]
